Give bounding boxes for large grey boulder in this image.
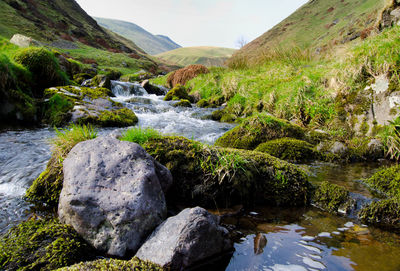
[136,207,233,270]
[58,136,172,257]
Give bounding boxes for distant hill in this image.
[156,46,236,67]
[95,17,181,55]
[235,0,389,59]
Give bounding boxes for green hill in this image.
[95,17,181,55]
[156,46,236,67]
[235,0,389,60]
[0,0,163,73]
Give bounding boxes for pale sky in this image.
[75,0,308,48]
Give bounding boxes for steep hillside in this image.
[156,46,236,67]
[235,0,389,59]
[95,17,181,55]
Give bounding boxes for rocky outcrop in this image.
[58,136,173,257]
[136,207,233,270]
[9,34,42,48]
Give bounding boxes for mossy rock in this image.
[312,181,355,214]
[72,73,91,85]
[196,99,210,108]
[26,155,64,208]
[44,86,113,100]
[57,257,164,271]
[358,198,400,229]
[306,130,331,145]
[220,113,237,123]
[164,84,193,102]
[0,218,94,271]
[215,113,306,150]
[364,164,400,198]
[89,74,111,90]
[13,47,68,97]
[173,99,192,108]
[42,94,74,126]
[96,108,138,127]
[143,136,311,208]
[255,138,318,163]
[211,109,224,121]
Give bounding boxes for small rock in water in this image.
[318,232,331,238]
[302,257,326,269]
[344,222,354,228]
[302,235,315,241]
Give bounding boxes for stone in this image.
[367,139,384,160]
[10,34,41,48]
[141,80,166,95]
[58,136,173,257]
[136,207,233,270]
[329,141,347,155]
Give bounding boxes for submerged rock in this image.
[136,207,233,270]
[58,136,172,257]
[312,181,355,214]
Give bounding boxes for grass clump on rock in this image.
[26,124,97,208]
[121,127,162,145]
[215,113,306,150]
[57,257,164,271]
[142,136,311,208]
[255,138,318,163]
[13,47,68,96]
[0,218,94,271]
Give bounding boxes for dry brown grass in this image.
[167,64,209,88]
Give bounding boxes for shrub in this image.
[166,64,209,88]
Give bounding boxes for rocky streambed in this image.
[1,81,400,271]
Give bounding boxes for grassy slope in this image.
[0,0,165,74]
[156,46,236,67]
[236,0,389,60]
[95,17,181,55]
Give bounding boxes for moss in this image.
[164,84,193,102]
[215,113,306,150]
[72,73,91,85]
[96,108,138,127]
[360,120,370,135]
[364,164,400,198]
[143,136,311,208]
[358,198,400,229]
[173,99,192,108]
[220,113,237,123]
[306,130,330,145]
[0,218,94,271]
[312,181,354,214]
[120,72,152,82]
[89,74,111,90]
[255,138,318,163]
[42,94,73,126]
[211,109,224,121]
[13,47,68,97]
[57,257,164,271]
[44,86,112,100]
[196,99,210,108]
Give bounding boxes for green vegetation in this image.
[364,164,400,199]
[215,114,305,150]
[121,127,162,145]
[26,124,97,208]
[313,181,354,214]
[156,46,236,67]
[358,198,400,229]
[94,108,138,127]
[44,86,112,100]
[255,138,318,163]
[0,218,94,271]
[379,117,400,160]
[43,94,74,126]
[57,257,164,271]
[173,99,192,108]
[95,17,181,55]
[164,84,192,101]
[143,136,310,208]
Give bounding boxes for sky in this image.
[75,0,308,48]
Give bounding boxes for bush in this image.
[167,64,209,88]
[14,47,68,96]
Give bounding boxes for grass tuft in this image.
[121,127,161,145]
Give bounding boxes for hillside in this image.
[235,0,389,59]
[156,46,236,67]
[0,0,166,73]
[95,17,181,55]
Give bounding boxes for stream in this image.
[0,81,400,270]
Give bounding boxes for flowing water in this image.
[0,81,400,270]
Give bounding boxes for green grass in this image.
[156,46,236,67]
[121,127,162,145]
